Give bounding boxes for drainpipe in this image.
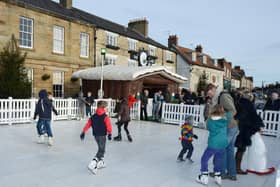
[93,28,97,67]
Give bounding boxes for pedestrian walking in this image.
[140,89,149,120]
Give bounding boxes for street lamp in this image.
[98,48,106,99]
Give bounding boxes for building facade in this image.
[0,0,176,98]
[169,35,224,94]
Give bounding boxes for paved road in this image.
[0,119,278,187]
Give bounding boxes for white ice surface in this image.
[0,119,279,187]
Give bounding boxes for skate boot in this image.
[177,157,185,162]
[127,134,133,142]
[48,137,53,146]
[196,172,209,185]
[187,157,194,163]
[37,135,44,144]
[214,172,222,186]
[113,134,122,141]
[88,158,98,174]
[97,158,106,169]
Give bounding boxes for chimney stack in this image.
[128,18,149,37]
[195,45,203,53]
[168,35,178,47]
[60,0,72,9]
[234,66,241,71]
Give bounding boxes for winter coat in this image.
[85,96,94,106]
[207,112,231,150]
[34,89,58,120]
[118,99,131,123]
[141,94,148,106]
[180,123,194,142]
[128,95,137,108]
[82,108,112,136]
[235,97,264,148]
[218,92,238,128]
[263,98,280,111]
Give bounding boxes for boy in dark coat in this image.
[33,89,58,146]
[80,100,112,174]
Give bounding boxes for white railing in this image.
[0,98,139,125]
[161,102,205,128]
[1,98,279,138]
[257,110,280,138]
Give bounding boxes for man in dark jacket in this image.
[263,90,280,111]
[140,90,149,121]
[34,89,58,146]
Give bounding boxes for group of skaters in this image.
[33,86,277,180]
[176,83,275,186]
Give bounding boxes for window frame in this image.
[106,31,118,47]
[128,38,137,51]
[19,16,34,49]
[80,32,90,58]
[148,45,156,56]
[53,25,65,54]
[165,51,172,61]
[104,54,117,65]
[53,71,64,98]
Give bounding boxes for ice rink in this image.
[0,119,279,187]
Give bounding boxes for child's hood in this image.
[96,108,106,115]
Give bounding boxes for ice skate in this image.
[48,137,53,146]
[97,159,106,169]
[187,158,194,163]
[127,134,133,142]
[177,157,185,162]
[214,172,222,186]
[37,135,44,144]
[196,172,208,185]
[113,134,122,141]
[88,158,98,174]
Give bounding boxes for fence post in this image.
[161,102,166,123]
[198,105,205,128]
[137,101,141,120]
[277,111,280,139]
[179,103,185,125]
[8,97,13,125]
[30,98,36,122]
[67,98,72,120]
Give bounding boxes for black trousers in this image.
[140,105,148,120]
[95,136,106,160]
[117,121,129,135]
[178,140,194,159]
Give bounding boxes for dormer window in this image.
[203,55,207,64]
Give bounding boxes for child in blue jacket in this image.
[196,104,231,186]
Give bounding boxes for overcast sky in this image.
[68,0,280,87]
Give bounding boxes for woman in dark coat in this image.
[113,98,132,142]
[235,92,264,174]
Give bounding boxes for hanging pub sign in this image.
[129,50,139,61]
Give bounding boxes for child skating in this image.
[33,89,58,146]
[80,100,112,174]
[196,104,231,186]
[177,115,198,163]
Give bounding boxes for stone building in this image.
[168,35,224,94]
[0,0,176,97]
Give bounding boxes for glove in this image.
[108,134,112,141]
[193,134,198,139]
[80,132,85,140]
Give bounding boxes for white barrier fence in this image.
[1,98,279,137]
[0,97,140,125]
[161,102,205,128]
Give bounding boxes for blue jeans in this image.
[85,105,92,116]
[37,119,52,137]
[201,147,225,173]
[222,127,238,176]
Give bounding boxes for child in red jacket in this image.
[80,100,112,174]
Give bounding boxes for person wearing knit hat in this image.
[177,115,198,163]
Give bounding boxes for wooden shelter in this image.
[72,65,187,99]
